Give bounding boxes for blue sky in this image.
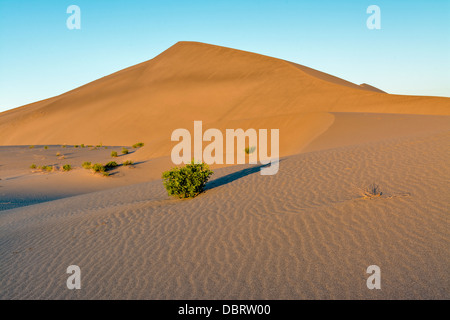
[0,0,449,112]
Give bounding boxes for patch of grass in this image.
[40,165,53,172]
[82,161,92,169]
[111,151,118,157]
[132,142,144,148]
[121,148,129,154]
[102,172,110,177]
[162,161,213,198]
[105,161,118,169]
[62,164,72,171]
[30,164,37,169]
[92,163,106,173]
[123,160,134,166]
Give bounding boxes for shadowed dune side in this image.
[0,42,449,161]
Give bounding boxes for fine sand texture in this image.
[0,42,449,299]
[0,129,448,299]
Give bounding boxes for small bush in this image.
[123,160,134,166]
[62,144,66,148]
[44,146,48,150]
[30,164,37,169]
[80,144,85,148]
[111,151,118,157]
[121,148,129,155]
[56,152,61,156]
[105,161,118,169]
[102,172,110,177]
[162,161,213,199]
[40,165,53,172]
[29,145,34,149]
[92,163,105,173]
[363,183,383,199]
[132,142,144,148]
[74,145,79,148]
[62,164,72,171]
[82,161,92,169]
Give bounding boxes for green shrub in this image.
[102,172,110,177]
[56,152,61,156]
[111,151,118,157]
[29,145,34,149]
[132,142,144,148]
[40,165,53,172]
[80,144,85,148]
[62,144,66,148]
[62,164,72,171]
[30,164,37,169]
[121,148,129,154]
[162,161,213,198]
[123,160,134,166]
[105,161,118,169]
[82,161,92,169]
[44,146,48,150]
[92,163,105,173]
[74,145,79,148]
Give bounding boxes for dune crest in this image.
[0,41,448,160]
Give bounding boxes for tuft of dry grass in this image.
[361,183,383,199]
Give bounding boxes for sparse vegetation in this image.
[29,145,34,149]
[123,160,134,166]
[80,144,85,148]
[105,161,118,169]
[39,165,53,172]
[62,164,72,171]
[132,142,144,148]
[62,144,66,148]
[56,152,61,156]
[102,172,110,177]
[92,163,106,173]
[121,148,129,155]
[111,151,118,157]
[162,161,213,199]
[362,183,383,199]
[44,146,48,150]
[74,145,79,148]
[30,164,37,169]
[82,161,92,169]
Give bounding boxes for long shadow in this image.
[205,160,282,190]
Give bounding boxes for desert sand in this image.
[0,42,449,299]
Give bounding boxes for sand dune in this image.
[0,42,449,300]
[0,41,449,159]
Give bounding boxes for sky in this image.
[0,0,449,112]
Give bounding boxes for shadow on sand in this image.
[205,160,282,190]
